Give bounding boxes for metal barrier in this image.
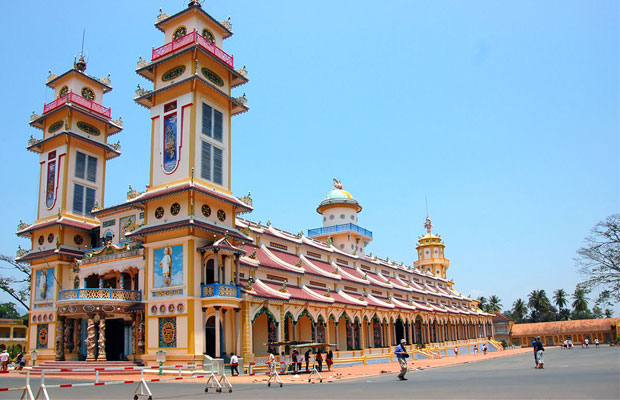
[30,363,232,399]
[0,370,34,400]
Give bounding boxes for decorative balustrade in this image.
[58,288,142,302]
[82,241,143,265]
[151,30,234,69]
[200,283,241,299]
[43,91,111,118]
[307,223,373,238]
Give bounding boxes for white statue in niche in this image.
[159,247,172,285]
[38,269,48,299]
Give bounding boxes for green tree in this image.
[576,214,620,301]
[572,288,589,312]
[528,289,553,322]
[553,289,568,310]
[0,254,31,310]
[0,302,20,319]
[592,306,604,319]
[510,298,528,323]
[487,295,502,313]
[477,296,488,312]
[604,309,613,318]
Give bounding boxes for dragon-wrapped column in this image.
[85,315,96,361]
[55,316,65,361]
[97,316,107,361]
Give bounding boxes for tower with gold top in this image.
[414,216,450,279]
[17,54,122,360]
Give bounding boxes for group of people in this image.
[0,350,26,372]
[267,348,335,374]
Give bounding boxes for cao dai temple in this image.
[16,1,495,365]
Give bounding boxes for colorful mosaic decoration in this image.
[202,29,215,43]
[35,269,54,301]
[161,65,186,82]
[155,207,164,219]
[201,204,211,217]
[45,160,56,209]
[162,113,178,173]
[158,317,177,348]
[102,220,116,227]
[48,121,63,134]
[170,203,180,216]
[152,289,183,297]
[154,244,183,287]
[217,209,226,222]
[173,26,186,40]
[77,121,100,136]
[201,68,224,87]
[36,324,48,349]
[81,87,95,100]
[119,215,136,240]
[59,86,68,97]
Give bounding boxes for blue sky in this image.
[0,0,618,314]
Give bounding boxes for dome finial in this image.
[425,216,432,234]
[333,178,342,190]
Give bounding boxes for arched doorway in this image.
[205,316,216,357]
[395,317,405,344]
[251,308,278,356]
[105,318,125,361]
[414,317,423,344]
[204,259,215,285]
[372,317,382,347]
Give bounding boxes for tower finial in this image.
[424,215,432,234]
[333,178,342,190]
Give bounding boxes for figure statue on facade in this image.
[85,317,96,361]
[333,178,342,190]
[137,320,145,354]
[55,317,65,361]
[159,246,172,285]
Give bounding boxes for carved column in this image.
[137,313,145,354]
[64,318,74,354]
[131,314,137,356]
[55,316,65,361]
[86,315,96,361]
[214,306,221,358]
[234,308,241,356]
[97,316,107,361]
[234,254,240,286]
[74,319,81,355]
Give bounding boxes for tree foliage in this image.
[0,254,31,311]
[576,214,620,301]
[487,295,502,313]
[553,288,568,310]
[0,302,21,319]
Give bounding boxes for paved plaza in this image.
[0,346,618,399]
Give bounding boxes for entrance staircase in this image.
[25,360,144,376]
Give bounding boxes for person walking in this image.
[532,339,538,368]
[296,351,303,372]
[326,349,334,372]
[534,336,545,369]
[395,338,410,381]
[229,352,239,376]
[595,338,599,348]
[482,343,488,355]
[304,349,310,372]
[315,349,323,372]
[585,338,589,349]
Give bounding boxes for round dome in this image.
[326,189,352,200]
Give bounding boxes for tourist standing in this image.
[585,338,589,349]
[296,351,303,372]
[482,343,488,355]
[454,346,458,357]
[315,349,323,372]
[395,338,410,381]
[473,345,478,355]
[326,349,334,371]
[304,349,310,371]
[532,339,538,368]
[0,350,8,372]
[595,338,599,348]
[229,353,239,376]
[534,336,545,369]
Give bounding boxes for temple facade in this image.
[17,1,494,365]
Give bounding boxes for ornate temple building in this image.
[17,1,494,365]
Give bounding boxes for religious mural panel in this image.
[154,245,183,287]
[36,324,48,349]
[162,113,178,173]
[35,268,54,301]
[45,160,56,209]
[158,317,177,348]
[119,215,136,240]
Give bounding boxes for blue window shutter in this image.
[201,141,211,180]
[75,152,86,179]
[213,146,223,185]
[202,103,212,137]
[86,156,97,183]
[213,109,223,142]
[73,184,84,214]
[85,187,96,216]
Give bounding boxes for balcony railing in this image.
[307,223,373,238]
[152,30,234,69]
[82,240,143,265]
[201,283,240,299]
[43,91,111,118]
[58,288,142,302]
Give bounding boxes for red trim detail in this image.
[94,382,105,386]
[59,384,73,388]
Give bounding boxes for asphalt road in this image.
[1,346,618,399]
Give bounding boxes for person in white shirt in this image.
[230,353,239,376]
[0,350,9,372]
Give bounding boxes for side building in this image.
[17,1,494,365]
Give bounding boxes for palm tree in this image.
[528,289,552,322]
[553,289,568,310]
[487,295,502,313]
[511,298,527,322]
[572,288,589,312]
[477,296,488,312]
